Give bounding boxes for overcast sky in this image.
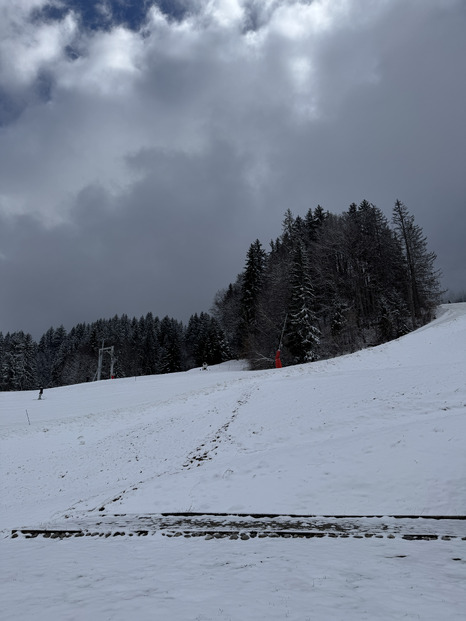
[1,0,465,339]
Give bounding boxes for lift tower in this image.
[96,340,116,381]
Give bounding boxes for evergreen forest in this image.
[0,200,443,391]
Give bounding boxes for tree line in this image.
[0,199,442,390]
[211,199,442,368]
[0,312,231,391]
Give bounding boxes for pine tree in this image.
[204,316,231,365]
[392,200,442,326]
[22,333,38,389]
[1,332,37,390]
[241,240,267,324]
[238,239,267,355]
[211,281,243,358]
[281,209,295,249]
[50,326,68,386]
[140,312,160,375]
[313,204,327,226]
[304,207,321,242]
[286,243,320,363]
[158,316,184,373]
[340,200,408,339]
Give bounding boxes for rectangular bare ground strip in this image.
[9,514,466,540]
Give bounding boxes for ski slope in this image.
[1,303,465,620]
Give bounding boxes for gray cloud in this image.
[1,0,465,338]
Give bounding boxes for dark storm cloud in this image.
[0,141,261,337]
[0,0,465,338]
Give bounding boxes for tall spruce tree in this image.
[158,316,184,373]
[140,312,160,375]
[1,332,38,390]
[392,200,442,326]
[211,281,243,358]
[286,243,320,363]
[238,239,267,356]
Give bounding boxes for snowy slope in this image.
[1,304,465,621]
[1,304,465,525]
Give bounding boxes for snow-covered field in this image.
[1,304,465,620]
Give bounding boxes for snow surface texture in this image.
[1,304,465,620]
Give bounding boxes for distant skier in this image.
[38,386,44,400]
[202,362,208,371]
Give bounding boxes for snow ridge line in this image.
[9,530,466,541]
[9,514,466,541]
